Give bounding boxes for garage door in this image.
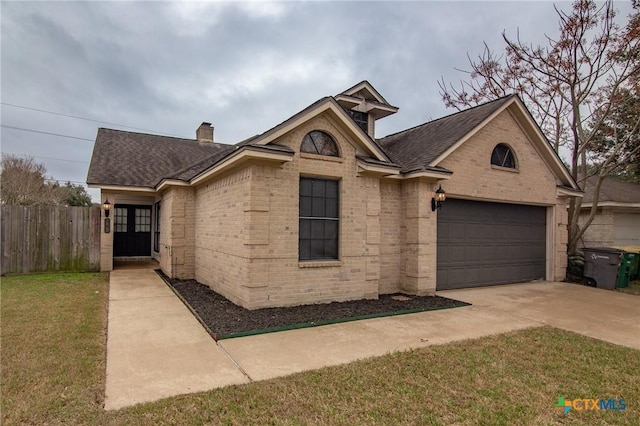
[437,199,546,290]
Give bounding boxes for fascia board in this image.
[190,148,292,186]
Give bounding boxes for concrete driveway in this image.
[105,268,640,410]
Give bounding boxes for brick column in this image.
[401,179,438,295]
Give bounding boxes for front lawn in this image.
[2,273,639,425]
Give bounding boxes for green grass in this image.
[2,273,639,425]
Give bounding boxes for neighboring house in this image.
[87,81,581,309]
[578,176,640,249]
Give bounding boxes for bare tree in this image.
[0,155,66,206]
[439,0,640,253]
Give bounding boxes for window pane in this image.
[326,198,338,218]
[299,239,311,260]
[115,207,127,233]
[299,177,339,261]
[300,196,312,217]
[300,178,313,196]
[326,180,338,198]
[135,208,151,232]
[311,197,325,217]
[300,131,339,157]
[325,220,338,239]
[299,219,311,239]
[491,144,516,169]
[310,220,324,239]
[310,239,324,259]
[325,239,338,259]
[312,180,325,197]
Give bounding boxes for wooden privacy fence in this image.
[1,205,101,274]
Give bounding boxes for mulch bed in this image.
[157,271,471,340]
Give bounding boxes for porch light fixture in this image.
[102,198,111,233]
[102,199,111,217]
[431,186,446,211]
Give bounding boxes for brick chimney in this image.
[196,122,214,142]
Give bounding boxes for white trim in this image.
[190,148,292,186]
[88,184,156,193]
[546,206,555,281]
[445,194,553,207]
[581,202,640,209]
[341,81,388,105]
[156,179,191,191]
[401,170,453,180]
[557,187,584,197]
[356,160,400,176]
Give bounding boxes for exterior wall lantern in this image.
[102,198,111,233]
[431,186,446,211]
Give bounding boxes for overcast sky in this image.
[1,1,634,202]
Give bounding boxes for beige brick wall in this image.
[437,109,568,282]
[194,168,251,306]
[400,179,438,294]
[188,107,574,307]
[578,208,614,248]
[379,181,402,293]
[193,113,386,309]
[159,187,196,279]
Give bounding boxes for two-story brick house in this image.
[87,81,581,309]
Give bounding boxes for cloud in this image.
[1,0,634,202]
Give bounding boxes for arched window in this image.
[301,131,339,157]
[491,144,517,169]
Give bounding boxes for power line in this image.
[1,102,182,137]
[1,124,94,141]
[1,152,89,164]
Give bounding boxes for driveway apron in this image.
[104,267,248,410]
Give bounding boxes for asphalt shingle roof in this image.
[582,176,640,204]
[88,94,521,188]
[377,95,515,173]
[87,128,233,188]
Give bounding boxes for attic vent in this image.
[196,122,214,142]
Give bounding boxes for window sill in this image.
[299,260,343,268]
[491,165,519,173]
[300,153,344,163]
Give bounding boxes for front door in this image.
[113,205,152,257]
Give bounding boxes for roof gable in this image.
[377,96,514,173]
[338,80,392,105]
[377,95,578,189]
[243,97,391,162]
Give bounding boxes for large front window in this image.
[299,177,339,261]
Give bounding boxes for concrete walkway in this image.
[104,267,249,410]
[105,268,640,410]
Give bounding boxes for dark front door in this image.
[113,205,152,257]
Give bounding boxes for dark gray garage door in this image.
[437,199,546,290]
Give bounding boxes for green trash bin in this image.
[616,254,632,288]
[624,251,639,281]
